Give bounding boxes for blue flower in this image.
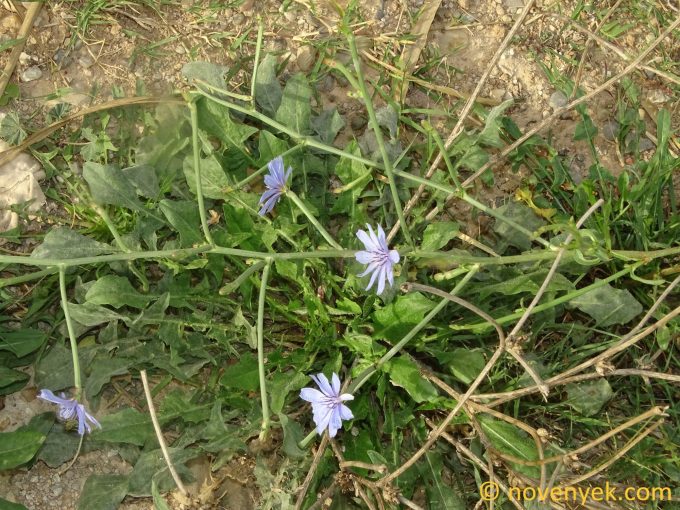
[38,389,101,435]
[300,373,354,438]
[258,156,292,216]
[355,224,400,295]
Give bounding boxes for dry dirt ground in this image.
[0,0,678,508]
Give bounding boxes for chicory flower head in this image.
[38,389,101,436]
[355,223,400,295]
[300,373,353,438]
[258,156,292,216]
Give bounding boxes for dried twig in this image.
[295,433,330,510]
[140,370,188,496]
[0,1,42,97]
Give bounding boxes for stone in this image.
[505,0,525,7]
[638,137,655,152]
[648,89,670,104]
[20,66,42,82]
[548,90,568,109]
[19,52,32,65]
[78,55,94,69]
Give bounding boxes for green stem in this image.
[191,89,380,169]
[299,429,317,449]
[258,259,273,439]
[348,266,479,395]
[188,98,215,246]
[287,191,343,250]
[0,267,57,288]
[251,17,264,109]
[219,260,266,295]
[59,266,81,395]
[346,33,413,248]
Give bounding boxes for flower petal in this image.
[355,250,374,265]
[314,405,333,436]
[38,389,72,406]
[300,387,326,404]
[389,249,400,264]
[340,393,354,401]
[365,263,380,291]
[339,404,354,421]
[376,265,386,295]
[311,373,334,397]
[356,229,378,251]
[366,224,380,248]
[331,373,341,395]
[328,406,342,438]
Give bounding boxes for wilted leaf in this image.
[569,280,643,326]
[566,380,613,416]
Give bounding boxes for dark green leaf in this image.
[420,452,465,510]
[91,408,153,446]
[68,302,127,327]
[270,371,308,415]
[85,275,152,309]
[569,281,642,326]
[0,112,27,145]
[84,357,131,400]
[151,480,172,510]
[0,430,46,470]
[159,199,203,247]
[219,353,259,391]
[440,348,485,385]
[574,115,598,141]
[275,73,312,135]
[0,367,29,395]
[278,413,306,459]
[0,328,46,357]
[373,293,434,342]
[0,498,28,510]
[34,343,74,391]
[492,201,545,252]
[83,162,144,212]
[478,415,540,479]
[128,448,196,497]
[254,54,282,116]
[257,131,289,166]
[478,99,512,148]
[31,227,116,259]
[38,423,81,468]
[197,98,258,148]
[311,107,345,144]
[77,474,129,510]
[121,164,160,198]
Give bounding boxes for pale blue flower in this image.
[300,373,353,438]
[355,224,400,295]
[38,389,101,435]
[258,156,292,216]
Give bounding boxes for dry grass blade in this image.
[0,1,42,97]
[295,433,330,510]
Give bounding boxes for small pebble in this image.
[648,89,670,104]
[638,137,655,152]
[548,90,568,109]
[19,52,32,65]
[20,66,42,82]
[53,48,70,67]
[78,55,94,69]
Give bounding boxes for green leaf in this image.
[197,98,258,148]
[233,307,257,349]
[257,131,289,166]
[84,357,131,400]
[219,353,259,391]
[275,73,312,135]
[373,293,434,342]
[254,54,282,116]
[478,415,540,479]
[420,452,465,510]
[492,201,545,252]
[0,112,27,145]
[0,498,27,510]
[77,474,129,510]
[31,227,116,259]
[121,164,160,198]
[0,367,29,395]
[85,275,152,309]
[68,302,127,327]
[270,371,308,415]
[91,408,153,446]
[275,259,298,281]
[128,448,196,497]
[0,430,46,470]
[384,356,438,403]
[311,107,345,144]
[439,348,485,385]
[0,328,47,357]
[421,222,459,251]
[34,343,75,391]
[574,115,598,141]
[278,413,306,459]
[478,99,513,148]
[83,162,144,212]
[182,61,228,89]
[182,154,229,199]
[569,280,643,326]
[376,104,398,139]
[151,480,172,510]
[38,423,81,468]
[565,380,613,417]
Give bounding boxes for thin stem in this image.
[219,260,266,295]
[59,266,81,394]
[192,89,380,169]
[0,267,58,288]
[346,33,413,248]
[188,97,215,246]
[258,259,273,439]
[287,191,343,249]
[251,17,264,109]
[348,266,479,394]
[299,429,317,449]
[92,204,129,252]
